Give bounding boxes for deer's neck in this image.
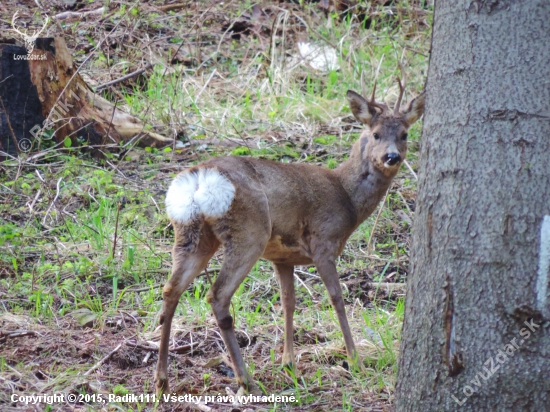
[334,140,394,224]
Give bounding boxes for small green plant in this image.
[113,384,129,396]
[231,146,251,156]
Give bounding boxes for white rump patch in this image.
[165,168,235,223]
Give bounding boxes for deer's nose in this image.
[383,153,401,166]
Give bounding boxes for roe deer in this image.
[155,80,425,393]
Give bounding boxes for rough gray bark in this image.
[395,1,550,411]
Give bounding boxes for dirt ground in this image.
[0,0,430,410]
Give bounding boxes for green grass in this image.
[0,0,432,410]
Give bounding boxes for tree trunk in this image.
[0,37,174,157]
[396,1,550,411]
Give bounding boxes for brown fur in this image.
[155,86,425,393]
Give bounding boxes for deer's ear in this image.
[347,90,377,124]
[403,91,425,126]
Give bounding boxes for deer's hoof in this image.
[155,376,169,396]
[347,358,366,374]
[236,371,253,391]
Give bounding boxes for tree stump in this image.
[0,37,175,157]
[0,40,45,156]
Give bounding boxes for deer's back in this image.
[202,156,357,264]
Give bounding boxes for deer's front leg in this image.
[314,257,359,367]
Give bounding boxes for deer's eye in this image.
[373,133,380,140]
[401,133,408,141]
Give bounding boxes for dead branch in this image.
[157,3,189,13]
[83,342,122,376]
[95,62,153,91]
[54,7,105,21]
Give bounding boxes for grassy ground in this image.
[0,1,432,411]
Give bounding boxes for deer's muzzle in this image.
[383,153,401,167]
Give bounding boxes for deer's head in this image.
[347,79,425,177]
[11,12,49,54]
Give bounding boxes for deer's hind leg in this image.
[155,220,220,394]
[206,228,270,388]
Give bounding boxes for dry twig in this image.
[83,343,122,376]
[95,63,153,92]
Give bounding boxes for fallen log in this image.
[0,37,176,157]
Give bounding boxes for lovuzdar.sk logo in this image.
[10,11,49,60]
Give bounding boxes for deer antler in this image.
[360,72,389,114]
[33,16,49,38]
[11,12,49,39]
[370,80,377,102]
[11,12,49,54]
[394,63,406,115]
[369,81,390,113]
[11,11,28,38]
